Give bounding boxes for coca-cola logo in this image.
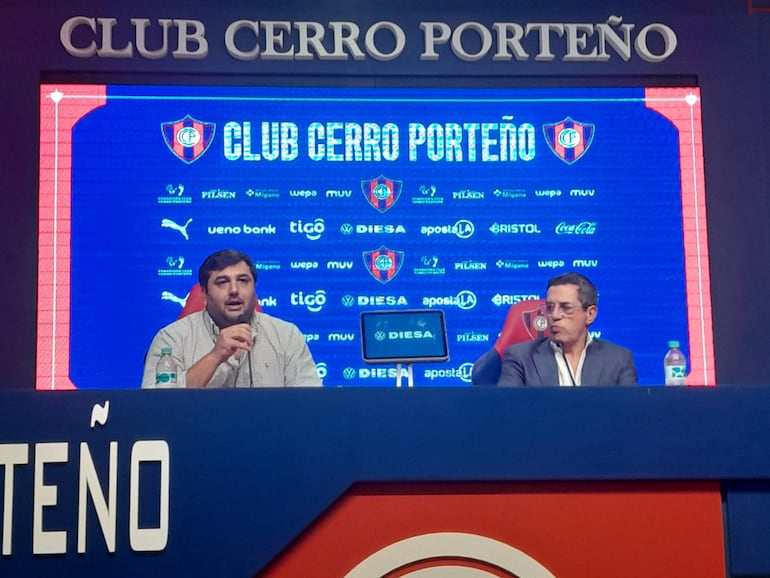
[555,221,597,235]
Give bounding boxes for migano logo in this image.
[0,402,170,556]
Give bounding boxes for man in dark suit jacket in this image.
[497,272,637,387]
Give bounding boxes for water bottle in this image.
[664,340,687,386]
[155,347,178,386]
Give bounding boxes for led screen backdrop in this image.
[37,83,714,389]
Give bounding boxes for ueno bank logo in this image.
[207,223,277,235]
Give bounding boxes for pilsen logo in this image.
[363,246,404,283]
[161,115,216,164]
[361,175,402,213]
[543,117,594,164]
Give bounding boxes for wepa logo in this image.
[161,115,215,164]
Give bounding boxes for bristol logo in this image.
[543,117,595,164]
[361,175,403,213]
[363,246,405,283]
[161,115,216,164]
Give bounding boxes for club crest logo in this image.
[523,303,549,340]
[543,117,595,164]
[361,175,402,213]
[161,115,216,164]
[363,246,404,283]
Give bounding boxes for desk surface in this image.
[1,386,769,576]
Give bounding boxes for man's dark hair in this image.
[547,272,598,308]
[198,249,258,288]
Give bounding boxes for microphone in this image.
[247,324,259,387]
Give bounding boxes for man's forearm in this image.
[185,351,223,388]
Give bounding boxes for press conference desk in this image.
[1,386,769,576]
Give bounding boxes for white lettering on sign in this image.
[59,16,677,63]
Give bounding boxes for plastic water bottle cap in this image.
[667,340,680,348]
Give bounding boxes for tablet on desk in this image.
[360,309,449,364]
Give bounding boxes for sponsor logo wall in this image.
[38,84,711,387]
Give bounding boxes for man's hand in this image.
[212,323,253,363]
[186,323,254,388]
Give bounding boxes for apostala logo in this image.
[543,117,595,164]
[363,246,405,283]
[420,220,475,239]
[161,115,215,164]
[361,174,402,212]
[422,290,477,310]
[424,363,474,382]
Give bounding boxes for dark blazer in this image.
[496,337,637,386]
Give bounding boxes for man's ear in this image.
[585,305,598,326]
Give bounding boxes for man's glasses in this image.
[545,302,589,317]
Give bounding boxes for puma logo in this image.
[161,217,193,240]
[161,291,190,308]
